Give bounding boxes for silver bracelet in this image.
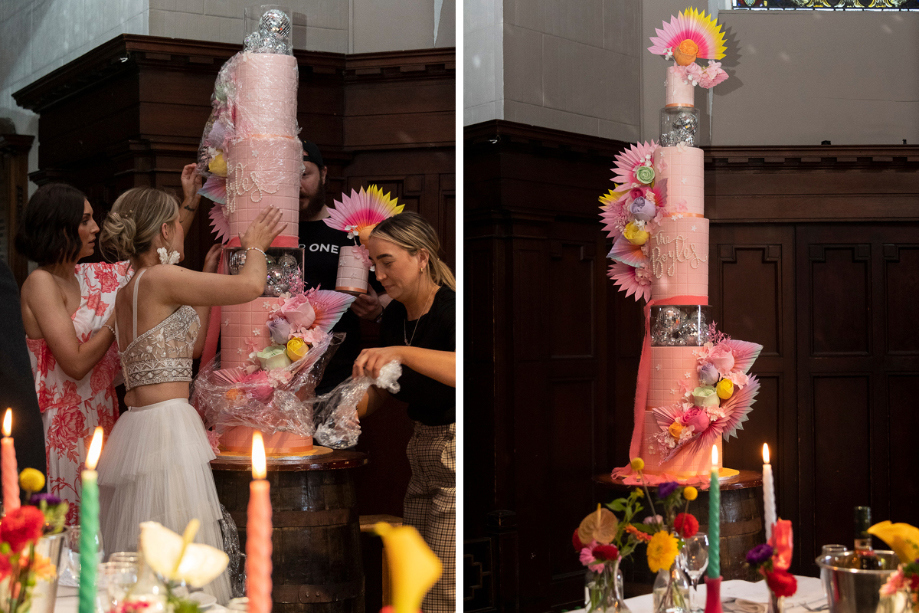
[245,247,267,258]
[103,324,116,337]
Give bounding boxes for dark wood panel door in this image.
[795,223,919,570]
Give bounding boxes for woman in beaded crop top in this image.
[97,187,285,604]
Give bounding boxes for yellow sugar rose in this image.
[208,151,227,177]
[716,379,734,400]
[287,337,310,362]
[668,421,684,439]
[623,222,650,246]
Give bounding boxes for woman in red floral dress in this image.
[16,169,201,525]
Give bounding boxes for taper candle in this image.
[2,409,20,513]
[79,427,103,613]
[247,432,272,613]
[763,443,776,542]
[708,445,720,578]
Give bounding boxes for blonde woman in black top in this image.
[353,212,456,613]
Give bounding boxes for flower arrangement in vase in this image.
[0,469,70,613]
[575,458,701,613]
[870,521,919,612]
[746,519,796,612]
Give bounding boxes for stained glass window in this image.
[732,0,918,8]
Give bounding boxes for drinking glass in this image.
[679,533,709,613]
[59,526,105,587]
[98,561,139,612]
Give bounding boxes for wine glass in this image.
[59,526,105,587]
[680,533,709,613]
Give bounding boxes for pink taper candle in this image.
[2,409,20,513]
[247,432,272,613]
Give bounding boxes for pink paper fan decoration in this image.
[599,189,629,240]
[608,235,648,268]
[308,289,357,333]
[208,203,232,244]
[324,185,405,240]
[199,175,227,205]
[612,141,658,187]
[608,262,652,302]
[648,8,727,61]
[720,338,763,376]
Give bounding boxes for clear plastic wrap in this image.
[313,360,402,449]
[192,349,402,451]
[191,332,341,438]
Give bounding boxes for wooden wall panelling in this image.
[0,135,34,284]
[464,121,628,613]
[708,224,797,551]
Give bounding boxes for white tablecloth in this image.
[620,576,826,613]
[54,586,229,613]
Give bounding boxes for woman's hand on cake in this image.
[202,244,222,274]
[241,206,287,251]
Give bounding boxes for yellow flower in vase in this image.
[647,531,679,573]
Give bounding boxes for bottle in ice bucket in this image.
[852,506,884,570]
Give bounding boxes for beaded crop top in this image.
[118,268,200,391]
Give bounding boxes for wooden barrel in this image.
[212,450,369,613]
[597,470,766,586]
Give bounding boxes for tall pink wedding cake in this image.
[604,9,762,484]
[193,9,354,457]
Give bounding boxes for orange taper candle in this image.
[2,409,20,513]
[247,432,272,613]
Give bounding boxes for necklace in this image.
[403,285,439,346]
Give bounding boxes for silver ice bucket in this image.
[816,551,901,613]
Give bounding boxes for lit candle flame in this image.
[763,443,770,464]
[86,427,104,471]
[711,444,719,466]
[2,409,10,438]
[252,431,266,480]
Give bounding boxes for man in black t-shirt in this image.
[298,141,386,393]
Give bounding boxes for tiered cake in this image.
[604,9,761,484]
[194,9,356,457]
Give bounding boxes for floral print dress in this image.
[26,261,132,525]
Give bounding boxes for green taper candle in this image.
[708,444,720,578]
[79,427,103,613]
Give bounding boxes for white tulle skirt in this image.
[97,398,231,604]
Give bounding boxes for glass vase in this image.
[652,562,690,613]
[28,529,69,613]
[585,560,631,613]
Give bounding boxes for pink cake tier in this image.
[647,346,701,409]
[219,426,313,456]
[226,136,302,239]
[665,66,694,108]
[335,245,370,295]
[221,299,274,371]
[235,53,298,137]
[654,146,704,216]
[639,411,723,477]
[649,216,709,301]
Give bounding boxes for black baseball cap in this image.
[301,140,325,169]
